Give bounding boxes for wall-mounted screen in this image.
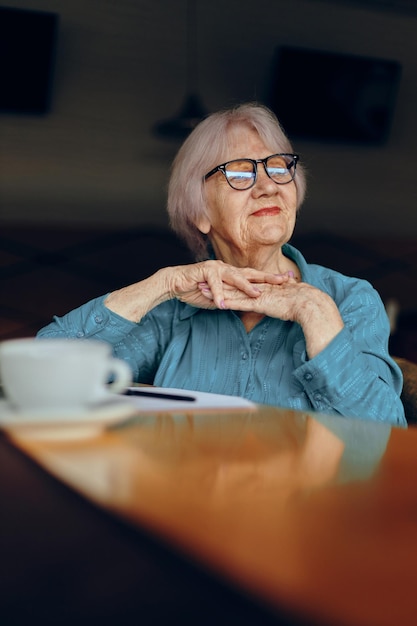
[0,6,59,114]
[268,47,401,144]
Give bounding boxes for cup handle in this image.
[106,358,132,394]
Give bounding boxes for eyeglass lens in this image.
[225,155,295,190]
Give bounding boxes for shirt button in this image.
[94,315,103,324]
[314,392,322,402]
[304,372,313,382]
[242,353,248,360]
[76,331,84,338]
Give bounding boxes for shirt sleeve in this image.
[37,295,137,341]
[292,279,406,427]
[37,295,147,380]
[37,295,178,383]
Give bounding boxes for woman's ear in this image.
[195,214,211,235]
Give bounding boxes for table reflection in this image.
[116,409,391,506]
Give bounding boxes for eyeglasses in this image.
[204,153,299,191]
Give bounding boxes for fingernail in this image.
[220,300,227,309]
[287,271,294,278]
[253,286,261,293]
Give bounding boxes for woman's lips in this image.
[251,206,281,217]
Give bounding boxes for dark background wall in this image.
[0,0,416,236]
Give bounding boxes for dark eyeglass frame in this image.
[204,153,299,190]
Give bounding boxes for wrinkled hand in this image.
[197,274,302,320]
[105,260,290,323]
[168,260,290,309]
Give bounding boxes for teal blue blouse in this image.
[37,244,406,426]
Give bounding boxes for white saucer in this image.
[0,396,138,441]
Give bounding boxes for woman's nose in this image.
[252,164,278,194]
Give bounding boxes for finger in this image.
[254,272,290,285]
[221,271,263,297]
[198,285,214,300]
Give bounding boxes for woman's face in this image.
[199,128,297,262]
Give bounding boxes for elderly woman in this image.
[38,103,405,426]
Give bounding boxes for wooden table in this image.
[2,403,417,626]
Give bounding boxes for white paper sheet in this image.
[123,387,257,411]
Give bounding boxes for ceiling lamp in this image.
[153,0,208,140]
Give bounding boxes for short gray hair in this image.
[167,103,307,260]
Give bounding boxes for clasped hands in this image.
[169,259,305,323]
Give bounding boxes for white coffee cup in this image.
[0,338,132,414]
